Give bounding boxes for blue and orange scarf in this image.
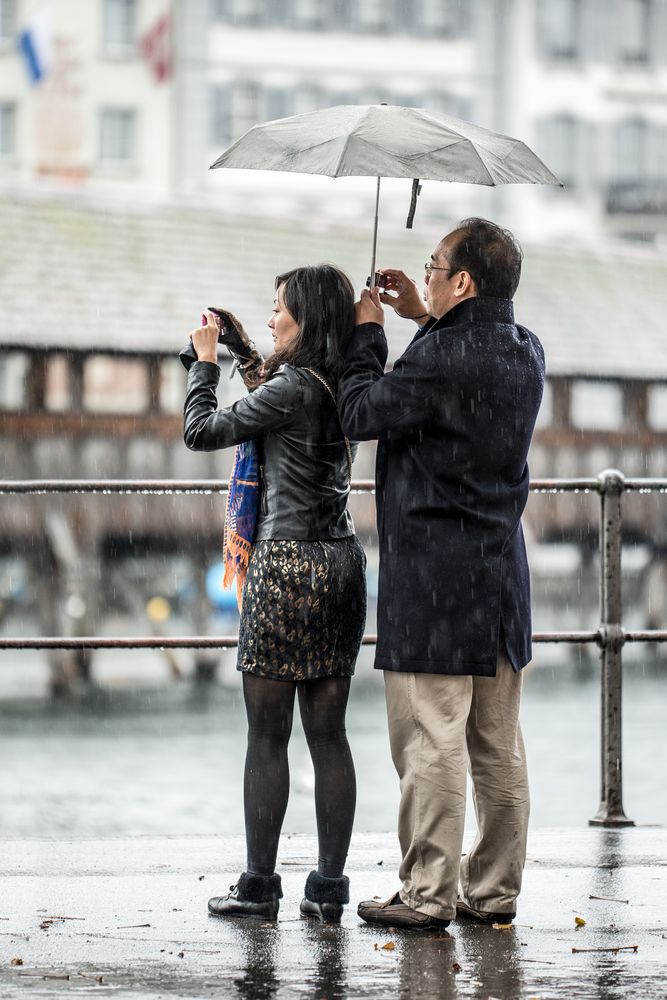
[222,441,260,609]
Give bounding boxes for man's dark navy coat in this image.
[338,297,545,676]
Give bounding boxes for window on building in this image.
[536,114,579,188]
[354,0,386,33]
[329,0,352,24]
[211,85,230,145]
[292,83,326,116]
[211,81,261,145]
[537,0,580,59]
[0,0,17,41]
[0,102,15,157]
[571,381,623,430]
[83,357,148,413]
[228,0,263,26]
[417,0,469,37]
[159,359,185,414]
[291,0,326,28]
[648,385,667,430]
[102,0,136,54]
[0,353,28,410]
[99,108,136,164]
[45,355,71,413]
[619,0,650,63]
[229,81,261,140]
[534,380,553,429]
[264,87,289,122]
[613,117,648,182]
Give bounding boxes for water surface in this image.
[0,658,664,839]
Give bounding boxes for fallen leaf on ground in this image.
[575,917,586,927]
[373,941,396,951]
[10,958,23,966]
[452,962,462,973]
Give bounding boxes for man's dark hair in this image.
[263,264,355,386]
[447,218,523,299]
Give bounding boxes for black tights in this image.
[242,672,356,879]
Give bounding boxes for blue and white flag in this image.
[18,9,53,85]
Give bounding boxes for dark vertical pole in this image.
[590,469,633,826]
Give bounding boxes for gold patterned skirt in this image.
[237,537,367,681]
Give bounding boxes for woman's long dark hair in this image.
[262,264,355,387]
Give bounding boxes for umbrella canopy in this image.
[210,104,561,276]
[211,103,559,186]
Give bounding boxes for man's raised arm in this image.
[337,287,438,441]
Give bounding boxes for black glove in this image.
[179,308,265,389]
[213,308,265,390]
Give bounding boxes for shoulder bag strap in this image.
[303,368,353,485]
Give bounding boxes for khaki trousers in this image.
[384,653,529,921]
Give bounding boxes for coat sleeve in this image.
[183,361,303,452]
[337,323,439,441]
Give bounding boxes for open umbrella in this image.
[210,103,561,280]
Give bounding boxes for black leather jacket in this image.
[184,360,354,540]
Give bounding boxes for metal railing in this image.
[1,469,666,829]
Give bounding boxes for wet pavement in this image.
[0,828,664,999]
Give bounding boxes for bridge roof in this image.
[1,193,666,379]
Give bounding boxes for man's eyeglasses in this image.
[424,262,454,277]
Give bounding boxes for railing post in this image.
[590,469,634,827]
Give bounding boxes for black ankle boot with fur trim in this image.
[208,872,282,921]
[300,871,350,923]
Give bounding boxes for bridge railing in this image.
[1,469,666,829]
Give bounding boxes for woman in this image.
[183,264,366,924]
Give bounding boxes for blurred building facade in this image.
[1,0,666,242]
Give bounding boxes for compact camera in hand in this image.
[365,271,388,290]
[179,307,264,389]
[179,307,240,371]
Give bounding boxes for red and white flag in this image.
[140,12,171,83]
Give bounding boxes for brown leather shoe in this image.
[455,897,515,925]
[357,892,450,931]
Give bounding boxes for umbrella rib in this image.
[469,136,543,182]
[447,139,496,185]
[331,133,360,178]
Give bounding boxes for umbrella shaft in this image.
[370,176,381,282]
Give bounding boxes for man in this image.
[337,218,544,931]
